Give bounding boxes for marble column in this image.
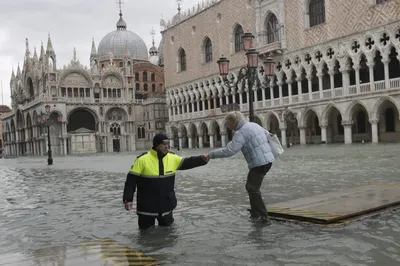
[370,119,379,143]
[342,121,353,144]
[280,127,287,147]
[299,126,306,145]
[320,124,327,144]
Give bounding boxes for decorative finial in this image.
[116,0,124,16]
[176,0,183,13]
[73,47,76,61]
[150,27,156,46]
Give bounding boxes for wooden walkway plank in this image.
[267,183,400,224]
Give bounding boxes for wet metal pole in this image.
[47,123,53,165]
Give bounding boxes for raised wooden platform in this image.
[267,183,400,225]
[0,238,159,266]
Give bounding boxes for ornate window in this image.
[234,25,244,52]
[152,84,156,92]
[135,83,140,91]
[110,123,121,136]
[179,48,186,72]
[309,0,325,27]
[151,73,156,82]
[143,71,148,82]
[204,37,213,63]
[135,72,139,81]
[144,84,148,91]
[137,126,146,139]
[266,14,280,44]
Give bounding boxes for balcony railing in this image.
[169,77,400,122]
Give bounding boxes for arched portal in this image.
[375,99,400,142]
[169,126,179,148]
[284,112,298,144]
[253,116,263,127]
[189,123,198,148]
[67,109,96,132]
[303,109,321,144]
[267,114,280,135]
[210,120,221,147]
[350,103,370,143]
[110,123,121,152]
[179,124,188,148]
[199,122,209,147]
[325,106,343,143]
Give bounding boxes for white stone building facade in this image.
[163,0,400,148]
[1,10,168,157]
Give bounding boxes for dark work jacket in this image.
[123,148,207,216]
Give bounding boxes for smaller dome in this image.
[116,12,127,30]
[149,55,159,65]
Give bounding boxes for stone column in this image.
[287,80,293,104]
[329,70,335,97]
[270,86,275,106]
[278,81,283,105]
[317,70,324,100]
[178,136,183,149]
[299,126,306,145]
[320,124,327,144]
[209,134,215,148]
[367,61,375,91]
[63,138,67,155]
[221,133,227,147]
[370,119,379,143]
[354,65,361,93]
[198,135,204,148]
[382,56,390,89]
[342,120,353,144]
[280,127,287,147]
[307,74,312,101]
[188,134,193,149]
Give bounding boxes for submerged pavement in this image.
[1,144,400,265]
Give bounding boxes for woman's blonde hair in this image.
[224,111,245,129]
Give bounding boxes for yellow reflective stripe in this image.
[140,173,175,179]
[128,171,141,175]
[176,157,184,169]
[137,210,172,216]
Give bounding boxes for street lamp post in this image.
[217,32,276,123]
[40,105,62,165]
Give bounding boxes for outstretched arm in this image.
[208,131,245,159]
[177,155,208,170]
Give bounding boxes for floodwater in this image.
[1,144,400,265]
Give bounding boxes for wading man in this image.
[123,133,209,230]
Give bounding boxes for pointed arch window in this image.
[234,25,244,52]
[179,48,187,72]
[266,14,280,44]
[309,0,325,27]
[204,38,213,63]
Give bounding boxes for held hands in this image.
[202,153,210,162]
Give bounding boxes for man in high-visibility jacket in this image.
[123,133,209,229]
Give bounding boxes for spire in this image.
[46,33,54,54]
[25,38,30,58]
[17,64,21,77]
[39,41,45,61]
[11,68,15,81]
[33,46,38,63]
[116,0,127,30]
[90,38,97,57]
[177,0,183,14]
[149,28,158,56]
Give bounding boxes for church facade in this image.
[1,10,167,157]
[162,0,400,148]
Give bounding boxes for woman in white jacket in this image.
[206,111,274,224]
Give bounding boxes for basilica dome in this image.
[97,13,148,61]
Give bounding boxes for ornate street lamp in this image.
[217,35,262,122]
[242,32,255,51]
[40,105,62,166]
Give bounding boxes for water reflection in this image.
[0,144,400,265]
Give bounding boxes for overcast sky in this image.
[0,0,200,107]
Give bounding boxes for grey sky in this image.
[0,0,199,107]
